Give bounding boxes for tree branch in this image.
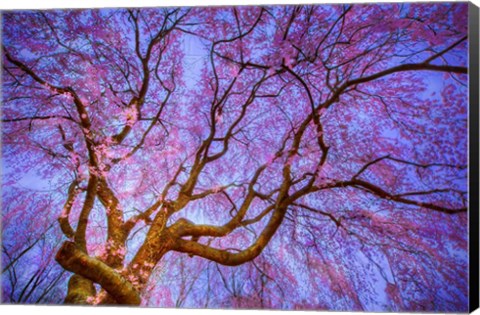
[173,205,288,266]
[332,179,467,214]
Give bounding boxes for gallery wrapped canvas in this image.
[1,0,479,313]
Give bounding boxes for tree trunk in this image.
[56,221,177,305]
[56,241,141,305]
[64,275,96,304]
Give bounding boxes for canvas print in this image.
[1,1,476,312]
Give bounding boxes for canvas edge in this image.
[469,1,480,313]
[0,2,476,313]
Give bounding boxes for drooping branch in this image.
[2,115,75,123]
[316,58,468,115]
[3,47,99,167]
[351,179,466,214]
[347,63,467,86]
[322,179,467,214]
[352,155,466,180]
[3,47,70,93]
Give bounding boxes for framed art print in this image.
[1,0,479,313]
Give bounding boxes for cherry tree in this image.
[1,2,469,311]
